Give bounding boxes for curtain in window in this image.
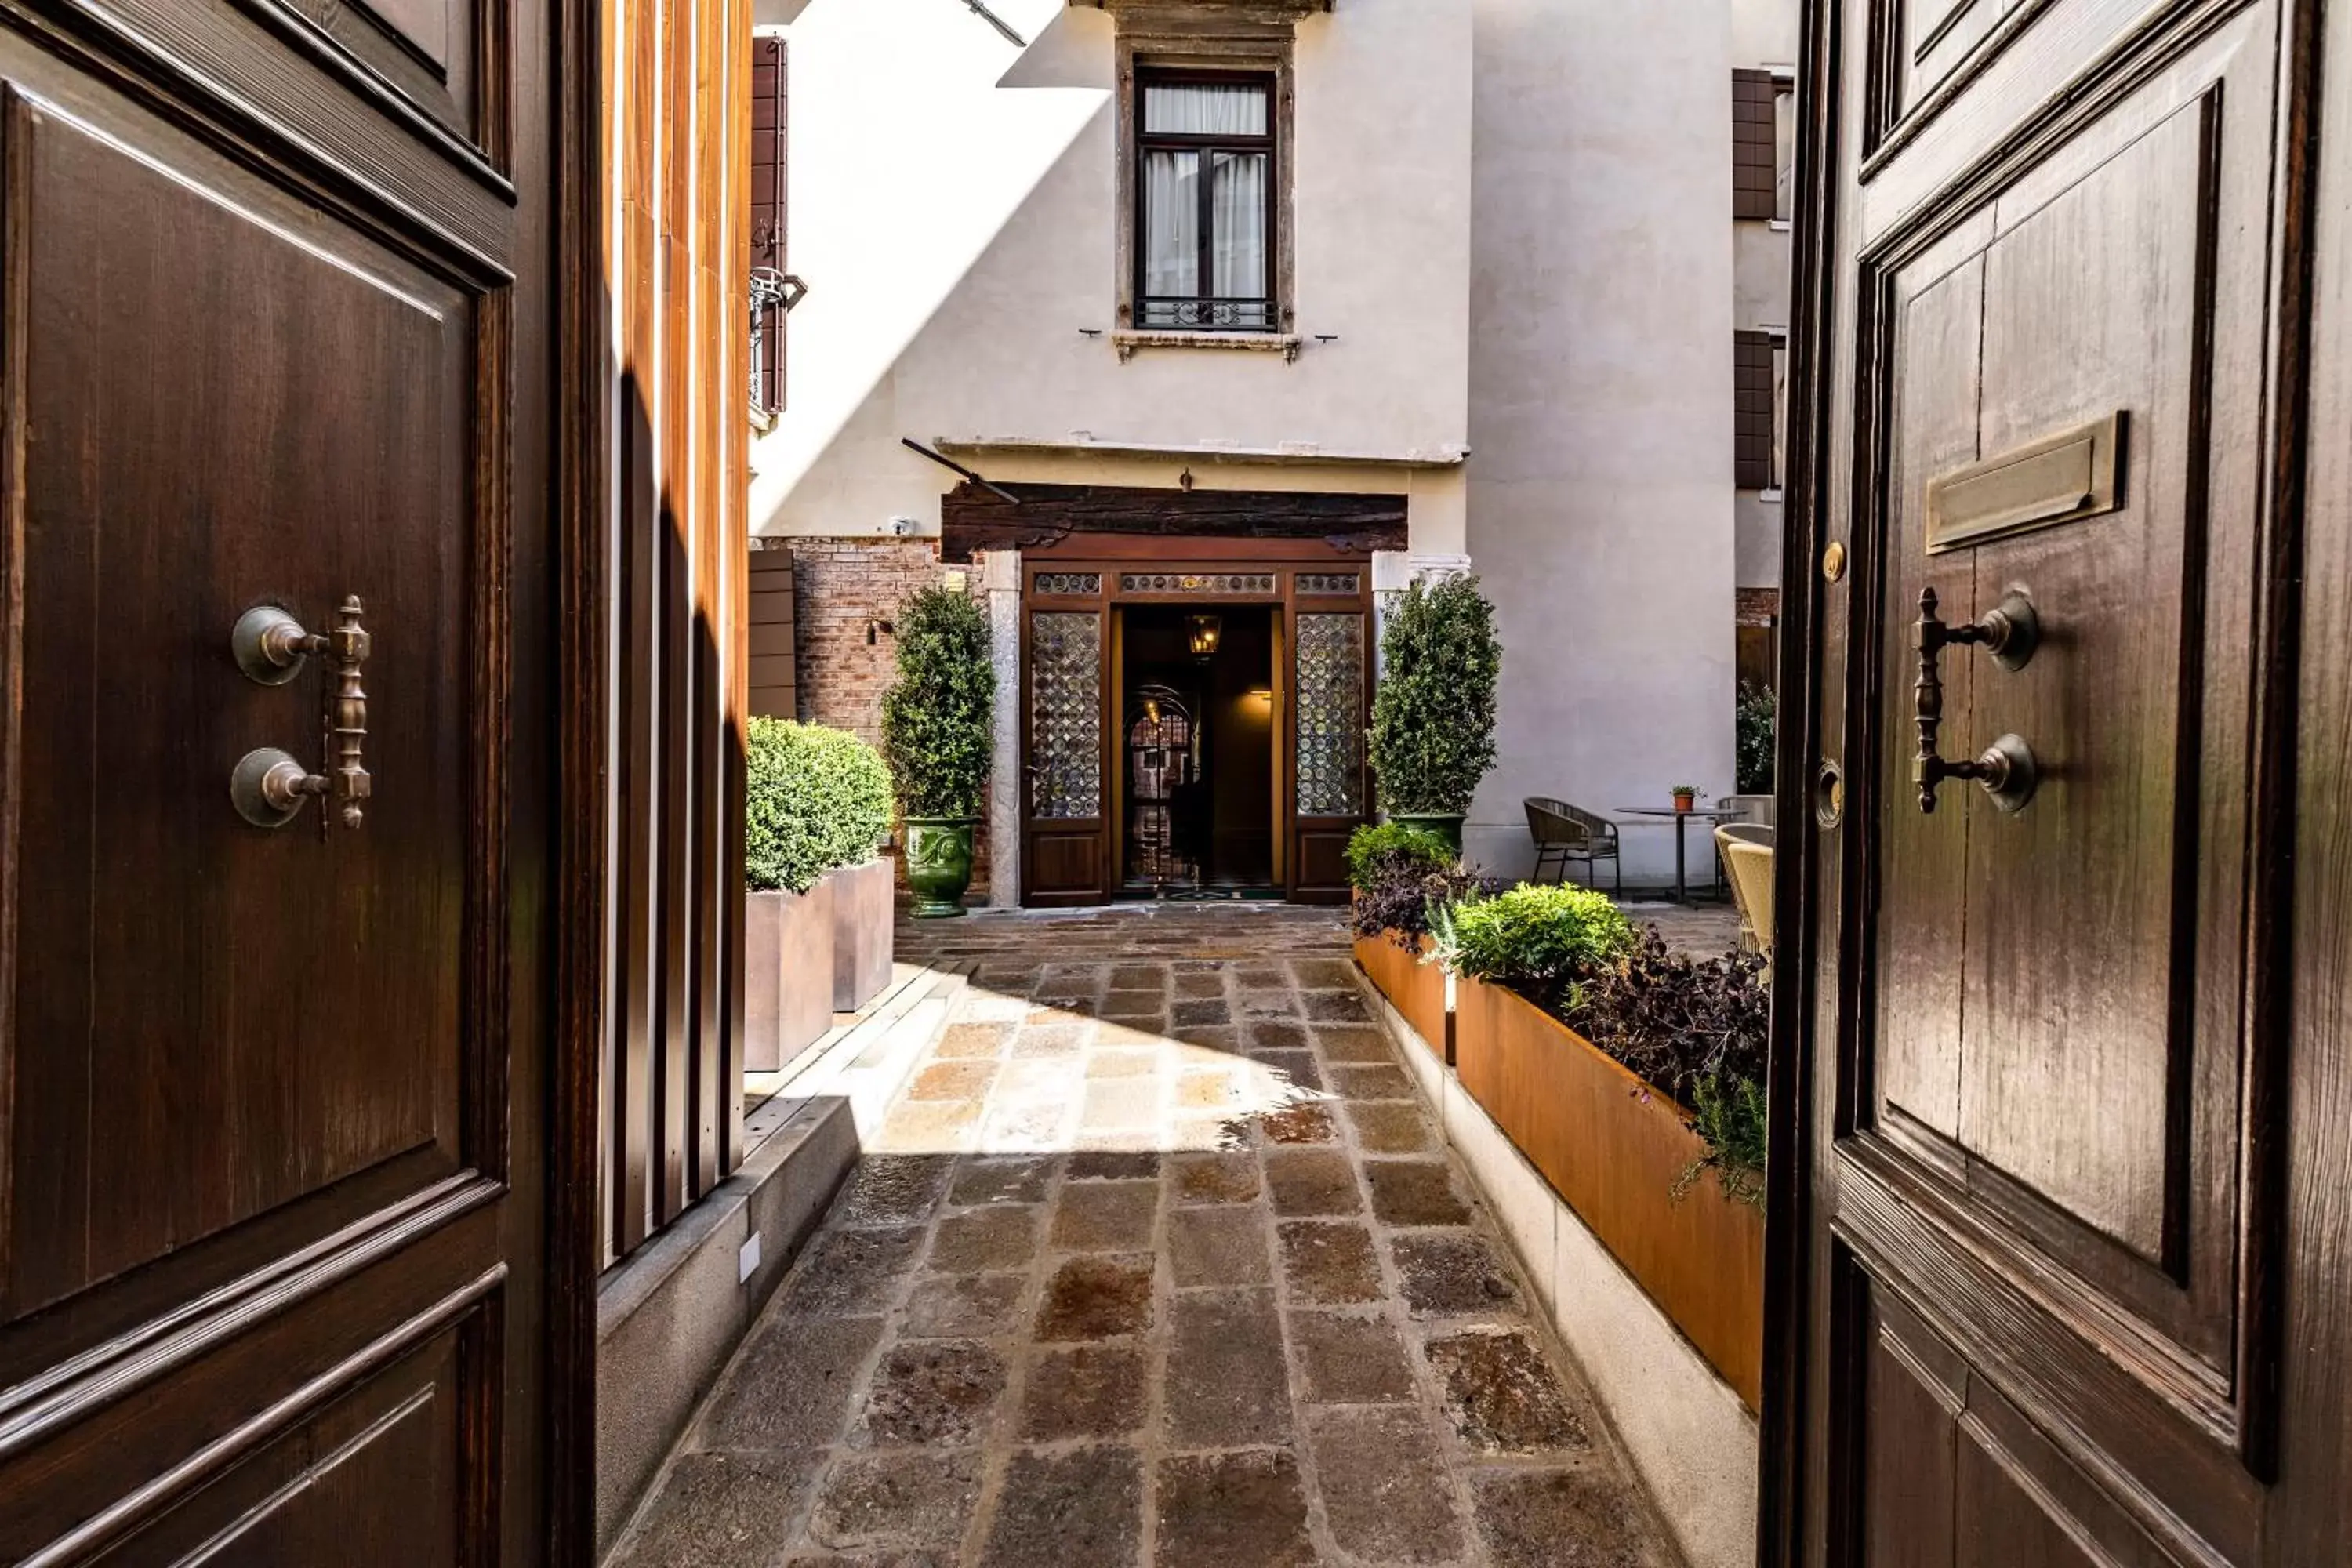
[1142,151,1200,299]
[1210,151,1268,306]
[1144,82,1268,136]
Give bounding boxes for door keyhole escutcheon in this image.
[229,597,372,829]
[1913,586,2042,815]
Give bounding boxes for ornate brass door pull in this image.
[1913,586,2040,815]
[230,597,372,829]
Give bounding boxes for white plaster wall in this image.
[755,0,1473,547]
[1464,0,1739,885]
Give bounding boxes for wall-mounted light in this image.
[1188,615,1222,659]
[867,618,895,646]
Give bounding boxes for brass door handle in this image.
[1913,586,2039,815]
[230,597,372,829]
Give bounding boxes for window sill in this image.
[1113,329,1303,364]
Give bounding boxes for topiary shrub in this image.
[1345,822,1483,946]
[1369,575,1501,815]
[745,719,895,894]
[1736,681,1776,795]
[880,586,994,820]
[1428,882,1635,993]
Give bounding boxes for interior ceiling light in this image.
[1188,615,1223,658]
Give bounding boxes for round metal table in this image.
[1612,806,1744,904]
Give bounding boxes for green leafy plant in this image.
[880,586,994,819]
[1369,575,1501,815]
[1344,822,1456,887]
[1345,822,1483,946]
[1736,681,1776,794]
[1675,1071,1769,1207]
[1426,883,1635,993]
[1669,785,1704,799]
[744,719,895,894]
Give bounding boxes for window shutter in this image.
[1735,331,1777,489]
[750,38,788,412]
[1732,69,1777,220]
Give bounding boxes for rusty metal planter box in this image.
[1353,932,1451,1064]
[1453,973,1764,1410]
[746,877,837,1073]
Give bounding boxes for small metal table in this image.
[1613,807,1744,905]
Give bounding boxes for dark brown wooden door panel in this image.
[1784,2,2320,1565]
[0,0,558,1555]
[2,81,477,1322]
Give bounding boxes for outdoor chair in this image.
[1715,823,1776,954]
[1525,797,1621,893]
[1717,792,1777,828]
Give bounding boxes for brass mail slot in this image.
[1925,411,2125,553]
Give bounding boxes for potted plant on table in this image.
[744,718,894,1067]
[1368,575,1501,853]
[881,584,994,918]
[1670,784,1704,815]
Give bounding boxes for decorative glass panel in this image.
[1030,612,1102,820]
[1118,572,1277,596]
[1295,613,1365,817]
[1033,572,1101,596]
[1295,573,1362,597]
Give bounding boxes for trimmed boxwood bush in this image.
[1429,883,1635,993]
[1369,575,1501,815]
[745,718,894,894]
[881,586,994,820]
[1345,822,1483,946]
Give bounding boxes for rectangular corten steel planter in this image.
[830,857,894,1011]
[1454,974,1764,1410]
[746,877,837,1073]
[1353,932,1451,1064]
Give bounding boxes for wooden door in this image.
[1022,570,1112,905]
[0,1,575,1561]
[1287,575,1368,903]
[1773,2,2352,1564]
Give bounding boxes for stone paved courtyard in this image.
[611,904,1690,1567]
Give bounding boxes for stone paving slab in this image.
[611,904,1682,1568]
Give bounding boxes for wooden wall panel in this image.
[600,0,752,1267]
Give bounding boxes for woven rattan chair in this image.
[1715,824,1777,954]
[1524,797,1621,893]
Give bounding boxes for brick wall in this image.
[786,537,994,899]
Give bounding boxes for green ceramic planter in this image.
[903,817,977,918]
[1388,811,1466,855]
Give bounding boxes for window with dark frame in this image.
[1134,72,1278,332]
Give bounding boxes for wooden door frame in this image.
[1018,540,1369,906]
[1755,5,1834,1559]
[549,0,609,1555]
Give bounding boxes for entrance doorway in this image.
[1117,605,1279,896]
[1018,548,1370,906]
